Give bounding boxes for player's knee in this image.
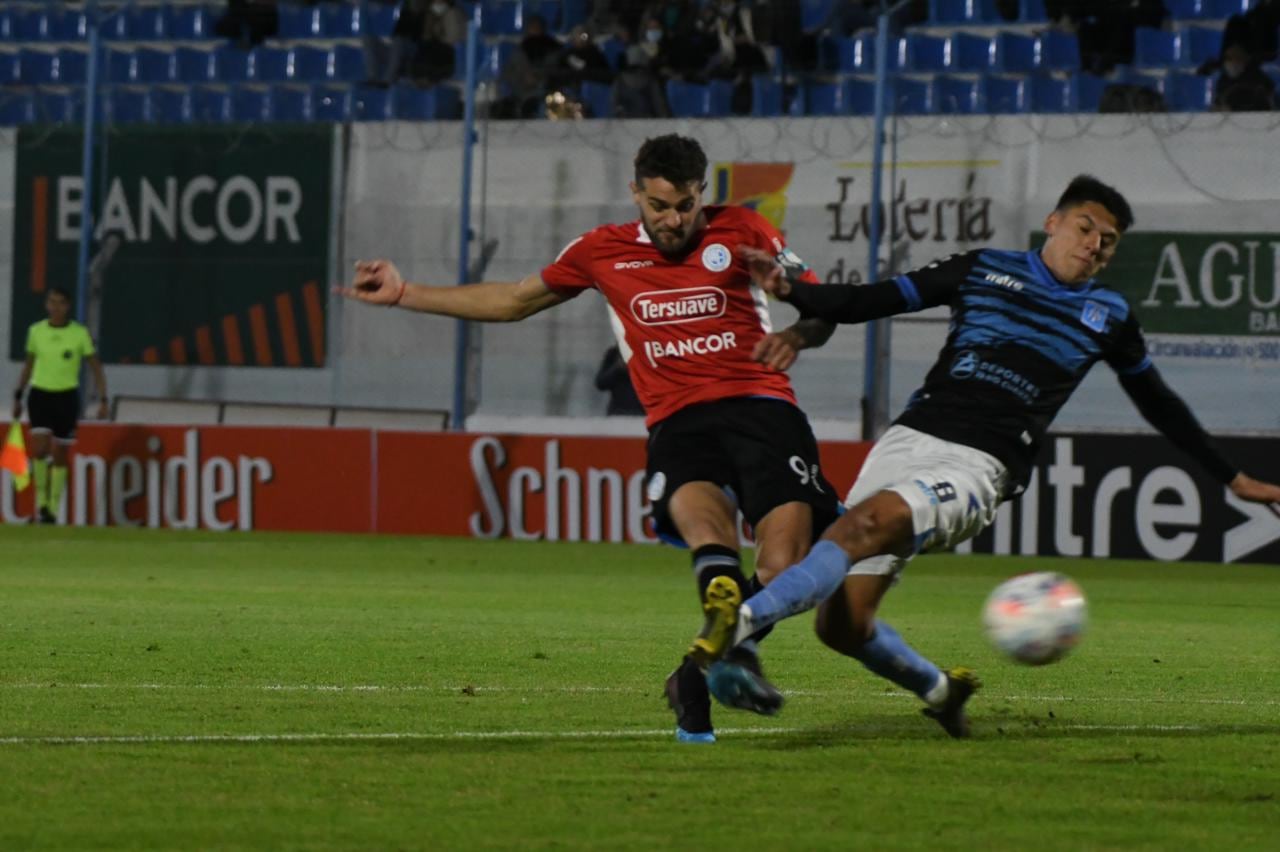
[753,542,809,586]
[813,611,874,657]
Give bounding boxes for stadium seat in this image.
[1016,0,1049,22]
[52,48,89,85]
[560,0,588,30]
[190,86,233,122]
[579,80,613,118]
[232,85,275,122]
[1165,0,1210,19]
[800,0,837,32]
[171,5,212,40]
[212,45,253,82]
[981,74,1029,112]
[990,32,1037,72]
[35,89,81,124]
[106,87,150,124]
[1210,0,1252,16]
[453,41,497,82]
[953,33,994,72]
[482,1,523,35]
[149,87,193,123]
[19,49,56,85]
[664,80,714,117]
[105,48,135,84]
[251,46,291,83]
[599,37,625,71]
[290,45,331,82]
[821,35,874,73]
[1030,73,1070,111]
[0,10,14,41]
[176,47,216,83]
[1165,71,1214,110]
[893,76,935,113]
[805,78,876,115]
[1134,28,1181,68]
[0,53,21,86]
[905,33,951,72]
[751,75,783,116]
[930,0,982,24]
[331,44,365,82]
[125,5,169,41]
[135,48,177,84]
[1182,26,1223,66]
[278,4,323,39]
[365,2,399,37]
[1068,72,1108,112]
[314,86,353,122]
[393,84,462,120]
[708,79,734,115]
[352,85,393,121]
[99,9,132,40]
[48,8,88,41]
[1039,30,1081,71]
[0,91,35,125]
[273,86,314,122]
[935,75,982,113]
[15,9,56,41]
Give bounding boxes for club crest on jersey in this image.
[950,350,979,379]
[701,243,731,272]
[630,286,726,326]
[1081,300,1109,332]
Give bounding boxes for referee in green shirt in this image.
[10,287,108,524]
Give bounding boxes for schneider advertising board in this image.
[9,126,332,367]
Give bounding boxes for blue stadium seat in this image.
[105,48,136,83]
[126,5,169,41]
[1210,0,1252,17]
[106,88,150,124]
[232,85,275,122]
[290,45,331,82]
[0,91,35,125]
[981,74,1030,112]
[708,79,733,116]
[905,33,951,72]
[1165,71,1214,110]
[1030,73,1068,111]
[48,9,88,41]
[278,4,323,39]
[325,2,360,38]
[176,47,216,83]
[19,49,56,85]
[805,78,876,115]
[99,9,133,40]
[1134,28,1181,68]
[599,37,625,71]
[1165,0,1210,19]
[52,48,88,85]
[893,77,935,113]
[821,35,874,73]
[579,80,613,118]
[561,0,588,30]
[212,45,253,82]
[483,1,524,35]
[935,75,982,113]
[332,44,365,82]
[751,75,783,116]
[150,87,193,123]
[135,48,176,83]
[1182,26,1223,66]
[1017,0,1049,22]
[0,10,14,41]
[35,89,81,124]
[1039,30,1081,71]
[0,53,21,86]
[365,2,399,37]
[314,86,353,121]
[353,86,393,121]
[393,84,462,120]
[250,46,291,83]
[801,0,837,32]
[453,41,497,81]
[990,32,1037,72]
[953,33,994,72]
[665,80,709,117]
[171,5,213,40]
[1068,72,1108,112]
[15,9,56,41]
[930,0,982,24]
[191,86,233,122]
[273,86,314,122]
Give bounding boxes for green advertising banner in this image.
[10,126,333,367]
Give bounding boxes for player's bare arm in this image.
[1228,472,1280,513]
[338,260,567,321]
[735,245,790,297]
[753,319,836,371]
[11,354,33,418]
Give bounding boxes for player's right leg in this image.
[26,390,55,524]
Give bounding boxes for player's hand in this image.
[95,399,109,420]
[735,245,790,297]
[1229,472,1280,517]
[752,329,804,371]
[337,260,406,306]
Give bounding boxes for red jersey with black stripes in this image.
[540,206,820,427]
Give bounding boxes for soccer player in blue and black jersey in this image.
[688,175,1280,737]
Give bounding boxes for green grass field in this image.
[1,526,1277,850]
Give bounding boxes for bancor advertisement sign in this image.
[9,126,332,367]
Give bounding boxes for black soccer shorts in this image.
[26,387,81,441]
[645,396,839,543]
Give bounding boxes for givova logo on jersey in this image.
[630,286,726,326]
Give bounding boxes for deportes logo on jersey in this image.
[950,350,979,379]
[1081,300,1109,333]
[701,243,731,272]
[630,286,727,326]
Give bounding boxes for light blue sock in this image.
[852,619,943,701]
[740,540,850,634]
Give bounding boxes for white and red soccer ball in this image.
[983,571,1088,665]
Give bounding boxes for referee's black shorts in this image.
[645,396,839,543]
[27,387,81,441]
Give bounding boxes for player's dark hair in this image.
[634,134,708,188]
[1055,175,1134,232]
[47,286,72,302]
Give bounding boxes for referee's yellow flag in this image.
[2,422,30,491]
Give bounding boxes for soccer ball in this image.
[982,571,1087,665]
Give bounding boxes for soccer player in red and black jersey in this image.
[340,134,960,742]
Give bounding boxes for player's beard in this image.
[642,221,692,257]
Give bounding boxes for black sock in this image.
[745,574,775,644]
[691,544,746,601]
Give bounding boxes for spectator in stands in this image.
[1205,0,1280,73]
[494,13,563,118]
[548,25,615,94]
[214,0,279,48]
[612,20,671,118]
[594,345,644,416]
[1212,44,1277,112]
[365,0,466,87]
[1049,0,1166,75]
[704,1,771,114]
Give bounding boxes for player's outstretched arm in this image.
[1228,473,1280,514]
[336,260,566,322]
[753,319,836,371]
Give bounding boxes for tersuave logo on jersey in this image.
[630,287,727,326]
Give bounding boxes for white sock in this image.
[731,604,755,646]
[923,671,949,708]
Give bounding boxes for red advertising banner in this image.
[0,424,872,542]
